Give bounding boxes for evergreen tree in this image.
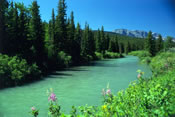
[108,37,116,52]
[165,36,173,50]
[81,23,95,59]
[73,23,82,63]
[0,0,8,53]
[18,3,32,60]
[55,0,67,52]
[48,8,55,44]
[100,26,105,53]
[125,41,131,54]
[47,8,55,56]
[156,34,163,53]
[30,0,45,68]
[144,31,155,56]
[95,29,101,52]
[81,23,89,57]
[67,11,75,56]
[119,42,124,54]
[6,2,19,55]
[105,34,110,51]
[114,36,119,53]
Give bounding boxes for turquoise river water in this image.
[0,56,152,117]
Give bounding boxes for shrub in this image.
[150,52,175,76]
[57,51,72,68]
[129,51,151,64]
[0,54,40,88]
[104,51,120,58]
[129,51,151,58]
[94,52,104,60]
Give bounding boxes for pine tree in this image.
[100,26,105,53]
[81,23,95,59]
[119,42,124,54]
[114,36,119,53]
[16,3,31,60]
[0,0,8,53]
[95,29,101,52]
[55,0,67,52]
[125,41,131,54]
[108,37,116,52]
[30,0,45,68]
[67,11,75,56]
[144,31,155,56]
[6,2,19,55]
[156,34,163,53]
[47,8,55,55]
[165,36,173,50]
[73,23,82,63]
[105,34,110,51]
[51,8,55,43]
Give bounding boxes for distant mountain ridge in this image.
[112,29,160,39]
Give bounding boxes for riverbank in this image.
[0,52,124,89]
[0,56,151,117]
[28,51,175,117]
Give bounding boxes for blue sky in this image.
[12,0,175,37]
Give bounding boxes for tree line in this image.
[2,0,173,87]
[0,0,145,72]
[144,31,174,56]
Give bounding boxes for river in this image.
[0,56,151,117]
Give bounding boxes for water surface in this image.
[0,56,151,117]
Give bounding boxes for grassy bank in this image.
[30,51,175,117]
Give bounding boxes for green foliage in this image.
[150,52,175,76]
[94,52,104,60]
[30,1,45,68]
[156,34,163,53]
[129,51,152,64]
[55,0,67,51]
[57,51,72,68]
[104,51,121,59]
[124,41,131,54]
[0,54,40,88]
[0,0,8,53]
[165,36,174,50]
[129,51,151,58]
[81,23,95,60]
[144,31,156,56]
[31,58,175,116]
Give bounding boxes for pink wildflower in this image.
[137,73,141,79]
[106,89,111,95]
[31,107,35,111]
[48,93,57,102]
[102,89,106,96]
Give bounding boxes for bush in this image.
[129,51,151,64]
[94,52,104,60]
[57,51,72,68]
[150,52,175,76]
[0,54,40,88]
[129,51,151,58]
[104,51,121,58]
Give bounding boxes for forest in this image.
[1,0,175,116]
[0,0,151,88]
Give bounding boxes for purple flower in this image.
[31,107,35,111]
[48,93,57,102]
[106,89,111,95]
[102,89,106,96]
